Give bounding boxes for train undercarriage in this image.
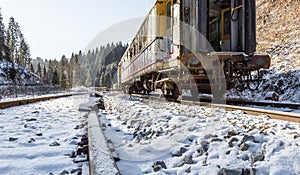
[124,52,270,101]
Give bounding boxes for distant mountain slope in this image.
[0,59,40,85]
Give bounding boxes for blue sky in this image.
[0,0,154,59]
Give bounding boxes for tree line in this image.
[0,8,31,81]
[0,7,127,89]
[32,42,127,89]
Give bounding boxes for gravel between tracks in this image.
[99,93,300,175]
[0,95,89,175]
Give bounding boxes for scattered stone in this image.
[227,130,238,137]
[265,91,279,101]
[26,118,37,122]
[49,141,60,147]
[199,141,210,152]
[74,125,80,129]
[251,151,265,163]
[70,168,81,174]
[59,170,69,175]
[184,156,194,164]
[204,134,217,139]
[221,168,243,175]
[185,167,191,173]
[32,111,39,114]
[228,137,239,147]
[241,135,255,143]
[176,162,185,167]
[172,147,188,157]
[243,168,256,175]
[36,133,43,136]
[226,150,230,155]
[28,138,35,143]
[239,143,250,151]
[73,155,88,163]
[211,138,223,142]
[9,137,18,141]
[70,151,76,158]
[152,161,167,172]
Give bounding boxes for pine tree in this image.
[43,65,47,83]
[52,68,59,86]
[37,62,42,78]
[30,63,34,73]
[0,8,5,60]
[6,17,17,62]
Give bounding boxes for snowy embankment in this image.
[99,94,300,175]
[0,95,90,175]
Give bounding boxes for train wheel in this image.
[172,84,180,101]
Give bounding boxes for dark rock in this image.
[241,135,255,143]
[200,141,210,152]
[94,93,103,98]
[49,141,60,147]
[26,118,37,122]
[227,130,238,137]
[185,167,191,173]
[228,137,239,147]
[172,147,188,157]
[9,137,18,141]
[176,162,185,167]
[265,91,279,101]
[28,138,35,143]
[251,151,265,163]
[221,168,242,175]
[32,111,39,114]
[197,147,205,156]
[211,138,223,142]
[70,168,81,174]
[226,150,230,155]
[239,143,250,151]
[204,134,217,139]
[77,147,84,155]
[83,145,88,154]
[70,151,76,158]
[243,168,256,175]
[184,156,194,164]
[36,133,43,136]
[59,170,69,175]
[74,125,80,129]
[152,161,167,172]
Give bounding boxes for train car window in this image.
[167,2,171,29]
[221,8,231,40]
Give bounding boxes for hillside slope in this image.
[228,0,300,102]
[256,0,300,72]
[0,60,40,85]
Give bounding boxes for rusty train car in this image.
[117,0,270,100]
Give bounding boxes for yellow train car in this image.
[118,0,270,101]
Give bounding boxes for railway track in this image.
[130,93,300,123]
[0,92,88,109]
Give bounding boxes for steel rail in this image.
[130,93,300,123]
[0,92,89,109]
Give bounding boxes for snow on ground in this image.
[99,94,300,175]
[0,94,89,175]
